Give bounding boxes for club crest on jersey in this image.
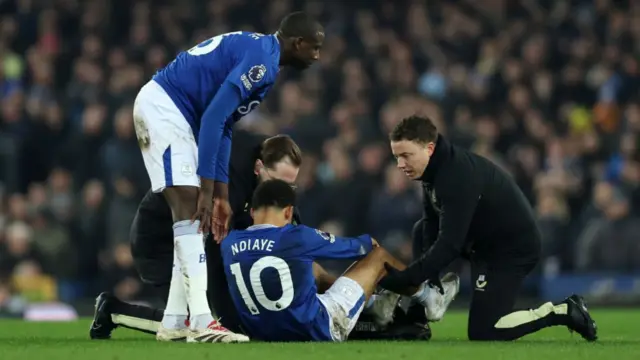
[248,65,267,83]
[315,229,335,243]
[475,274,487,291]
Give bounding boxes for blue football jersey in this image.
[221,224,374,342]
[153,31,280,136]
[152,31,281,181]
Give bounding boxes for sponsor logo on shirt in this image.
[240,74,252,90]
[236,100,261,115]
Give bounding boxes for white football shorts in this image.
[316,276,366,342]
[133,80,199,192]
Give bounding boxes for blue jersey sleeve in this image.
[283,225,374,260]
[197,45,274,180]
[197,83,238,180]
[214,123,233,183]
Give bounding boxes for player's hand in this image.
[192,183,214,234]
[212,197,232,243]
[371,237,380,248]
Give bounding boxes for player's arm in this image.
[312,262,335,294]
[284,225,376,260]
[212,123,232,199]
[197,52,272,183]
[393,179,480,287]
[422,208,439,246]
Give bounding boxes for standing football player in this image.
[132,12,323,343]
[382,115,598,341]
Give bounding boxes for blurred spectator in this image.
[575,181,640,272]
[368,163,422,244]
[0,279,27,318]
[101,243,143,301]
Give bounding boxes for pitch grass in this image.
[0,310,638,360]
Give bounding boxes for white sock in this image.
[161,249,189,329]
[173,220,214,330]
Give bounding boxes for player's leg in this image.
[131,191,191,341]
[376,218,459,322]
[161,186,211,326]
[467,260,597,341]
[316,247,412,341]
[341,242,459,326]
[314,261,397,315]
[90,198,174,340]
[134,81,247,343]
[318,260,401,328]
[312,261,432,341]
[90,292,165,339]
[134,81,194,332]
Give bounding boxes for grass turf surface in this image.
[0,310,637,360]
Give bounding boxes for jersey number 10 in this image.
[229,256,294,315]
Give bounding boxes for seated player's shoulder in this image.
[280,224,314,238]
[280,225,338,249]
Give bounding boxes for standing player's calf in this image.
[160,187,212,333]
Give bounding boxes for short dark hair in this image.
[389,115,438,144]
[278,11,323,40]
[260,135,302,168]
[251,179,297,210]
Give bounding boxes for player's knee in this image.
[353,247,387,271]
[366,246,389,263]
[162,186,198,220]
